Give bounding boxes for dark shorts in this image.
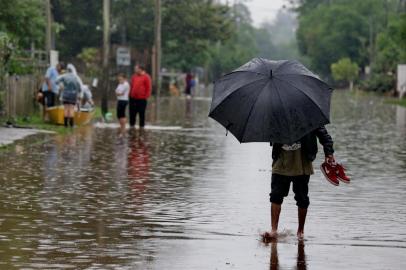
[117,100,128,119]
[63,101,76,105]
[269,174,310,209]
[43,91,55,107]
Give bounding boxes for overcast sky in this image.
[245,0,287,26]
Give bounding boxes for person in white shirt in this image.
[115,73,130,136]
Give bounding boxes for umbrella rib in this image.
[277,73,331,88]
[274,76,331,122]
[271,79,294,142]
[228,70,268,77]
[239,81,271,142]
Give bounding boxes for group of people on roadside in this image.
[114,64,151,136]
[40,62,93,127]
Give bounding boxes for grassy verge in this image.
[10,113,71,134]
[384,98,406,108]
[1,107,102,134]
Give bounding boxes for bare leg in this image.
[64,104,69,117]
[64,104,69,127]
[271,203,281,233]
[119,117,127,135]
[262,203,281,243]
[69,105,75,127]
[297,207,307,239]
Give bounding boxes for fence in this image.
[3,75,41,119]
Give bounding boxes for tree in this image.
[297,4,368,77]
[331,58,359,90]
[53,0,232,71]
[295,0,401,79]
[207,2,259,79]
[161,0,232,70]
[0,0,45,49]
[52,0,103,58]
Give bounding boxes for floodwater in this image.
[1,91,406,269]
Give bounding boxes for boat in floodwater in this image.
[46,106,95,126]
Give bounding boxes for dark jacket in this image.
[272,126,334,162]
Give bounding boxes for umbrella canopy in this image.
[209,58,333,144]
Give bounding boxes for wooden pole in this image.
[154,0,161,98]
[101,0,111,117]
[45,0,52,62]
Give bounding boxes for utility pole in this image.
[154,0,161,99]
[101,0,111,117]
[45,0,52,62]
[368,15,374,68]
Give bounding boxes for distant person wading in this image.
[56,64,82,127]
[115,73,130,136]
[129,64,152,128]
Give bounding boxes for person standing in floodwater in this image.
[41,62,64,120]
[56,66,82,127]
[264,126,335,240]
[129,64,152,128]
[184,72,193,99]
[115,73,130,136]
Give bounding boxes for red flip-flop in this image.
[336,163,350,184]
[320,162,339,186]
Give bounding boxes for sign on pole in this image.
[398,64,406,98]
[50,50,58,67]
[116,47,131,66]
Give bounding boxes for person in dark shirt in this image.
[263,126,335,241]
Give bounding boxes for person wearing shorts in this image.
[115,73,130,136]
[264,126,335,240]
[56,67,81,127]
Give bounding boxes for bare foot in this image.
[261,231,277,243]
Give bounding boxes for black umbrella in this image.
[209,58,333,144]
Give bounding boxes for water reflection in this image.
[270,241,307,270]
[396,105,406,132]
[128,130,150,202]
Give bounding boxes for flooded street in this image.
[1,91,406,269]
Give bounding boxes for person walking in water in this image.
[129,64,151,128]
[263,126,335,240]
[115,73,130,136]
[56,65,82,127]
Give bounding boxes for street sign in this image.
[50,50,58,67]
[116,47,131,66]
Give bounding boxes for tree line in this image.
[0,1,297,81]
[1,0,404,92]
[295,0,406,92]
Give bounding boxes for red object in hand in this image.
[336,163,350,184]
[320,162,339,186]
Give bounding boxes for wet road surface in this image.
[1,92,406,269]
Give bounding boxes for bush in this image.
[359,73,394,93]
[331,57,359,89]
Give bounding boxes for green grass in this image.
[1,105,116,134]
[385,98,406,107]
[1,106,109,134]
[13,114,72,134]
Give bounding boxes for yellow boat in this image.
[46,106,95,126]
